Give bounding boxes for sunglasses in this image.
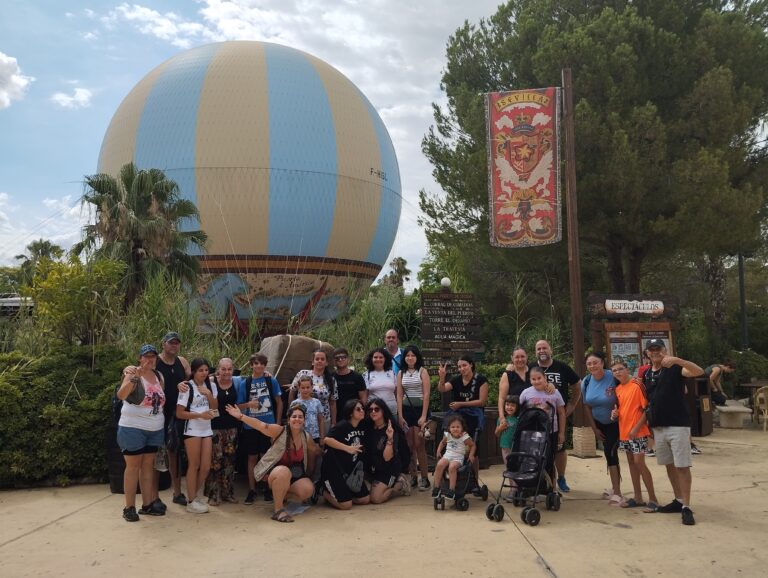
[354,406,364,411]
[368,407,382,413]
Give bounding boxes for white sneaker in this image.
[186,498,209,514]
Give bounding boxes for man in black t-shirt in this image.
[155,331,191,506]
[643,339,703,526]
[531,340,581,493]
[332,348,367,409]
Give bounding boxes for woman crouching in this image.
[225,403,318,522]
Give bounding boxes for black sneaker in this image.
[431,487,440,498]
[138,501,165,516]
[418,478,431,492]
[681,506,696,525]
[690,444,702,455]
[263,489,274,503]
[244,490,257,505]
[172,493,188,506]
[152,498,167,512]
[443,489,456,501]
[657,499,683,513]
[123,506,139,522]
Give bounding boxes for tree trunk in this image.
[606,241,625,293]
[627,246,647,293]
[704,254,727,340]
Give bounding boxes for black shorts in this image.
[322,468,370,503]
[595,420,620,467]
[241,428,272,456]
[402,404,426,428]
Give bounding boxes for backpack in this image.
[112,369,162,424]
[243,375,278,419]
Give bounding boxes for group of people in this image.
[115,330,708,527]
[116,329,443,522]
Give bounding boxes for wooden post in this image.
[562,68,594,458]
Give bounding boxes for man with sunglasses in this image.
[333,348,368,410]
[642,339,703,525]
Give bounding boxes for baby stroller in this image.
[486,404,560,526]
[433,428,489,512]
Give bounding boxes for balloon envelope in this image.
[98,41,402,334]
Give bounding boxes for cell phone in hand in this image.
[210,409,220,417]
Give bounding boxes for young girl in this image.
[292,375,324,443]
[432,415,476,501]
[495,394,519,464]
[176,358,218,514]
[519,367,566,454]
[611,361,659,511]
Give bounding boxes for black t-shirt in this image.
[530,360,580,405]
[210,379,240,430]
[323,420,366,476]
[333,371,367,411]
[644,364,689,427]
[504,370,530,397]
[448,373,488,403]
[364,424,410,479]
[156,356,186,420]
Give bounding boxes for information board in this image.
[420,292,482,371]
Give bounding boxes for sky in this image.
[0,0,503,286]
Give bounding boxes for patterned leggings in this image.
[205,427,238,503]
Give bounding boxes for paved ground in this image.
[1,426,767,577]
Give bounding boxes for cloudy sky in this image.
[0,0,502,285]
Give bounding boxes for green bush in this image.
[729,349,768,398]
[0,345,128,487]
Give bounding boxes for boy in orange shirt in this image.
[611,360,659,510]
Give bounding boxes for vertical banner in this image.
[486,88,561,248]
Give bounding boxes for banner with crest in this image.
[486,88,561,248]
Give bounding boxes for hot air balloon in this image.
[98,41,401,335]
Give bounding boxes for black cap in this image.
[645,338,665,350]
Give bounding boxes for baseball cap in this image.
[162,332,181,343]
[645,339,665,350]
[139,344,158,356]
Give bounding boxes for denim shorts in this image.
[117,425,165,455]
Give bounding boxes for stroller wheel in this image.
[485,503,495,520]
[480,485,489,501]
[440,497,446,510]
[493,504,505,522]
[433,498,439,511]
[521,507,531,523]
[457,498,469,511]
[545,493,554,511]
[525,508,541,526]
[553,493,561,511]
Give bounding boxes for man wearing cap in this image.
[156,332,191,506]
[531,339,581,493]
[385,329,403,375]
[642,339,703,525]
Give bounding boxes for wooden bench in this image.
[716,402,752,428]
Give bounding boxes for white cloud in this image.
[0,193,85,265]
[50,87,93,109]
[0,52,34,110]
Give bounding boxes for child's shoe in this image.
[443,489,456,501]
[431,487,440,498]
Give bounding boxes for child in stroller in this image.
[486,380,565,525]
[432,414,480,511]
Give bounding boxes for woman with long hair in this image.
[364,398,411,504]
[396,345,431,491]
[363,348,398,419]
[176,358,218,514]
[225,403,318,522]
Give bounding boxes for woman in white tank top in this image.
[396,345,432,491]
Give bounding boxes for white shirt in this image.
[177,380,218,437]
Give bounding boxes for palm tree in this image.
[381,256,411,289]
[72,162,207,306]
[15,238,64,285]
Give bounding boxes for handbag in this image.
[344,460,365,493]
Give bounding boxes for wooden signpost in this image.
[420,292,482,373]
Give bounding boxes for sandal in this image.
[643,501,659,513]
[602,488,614,500]
[271,508,294,523]
[621,498,647,509]
[608,494,625,506]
